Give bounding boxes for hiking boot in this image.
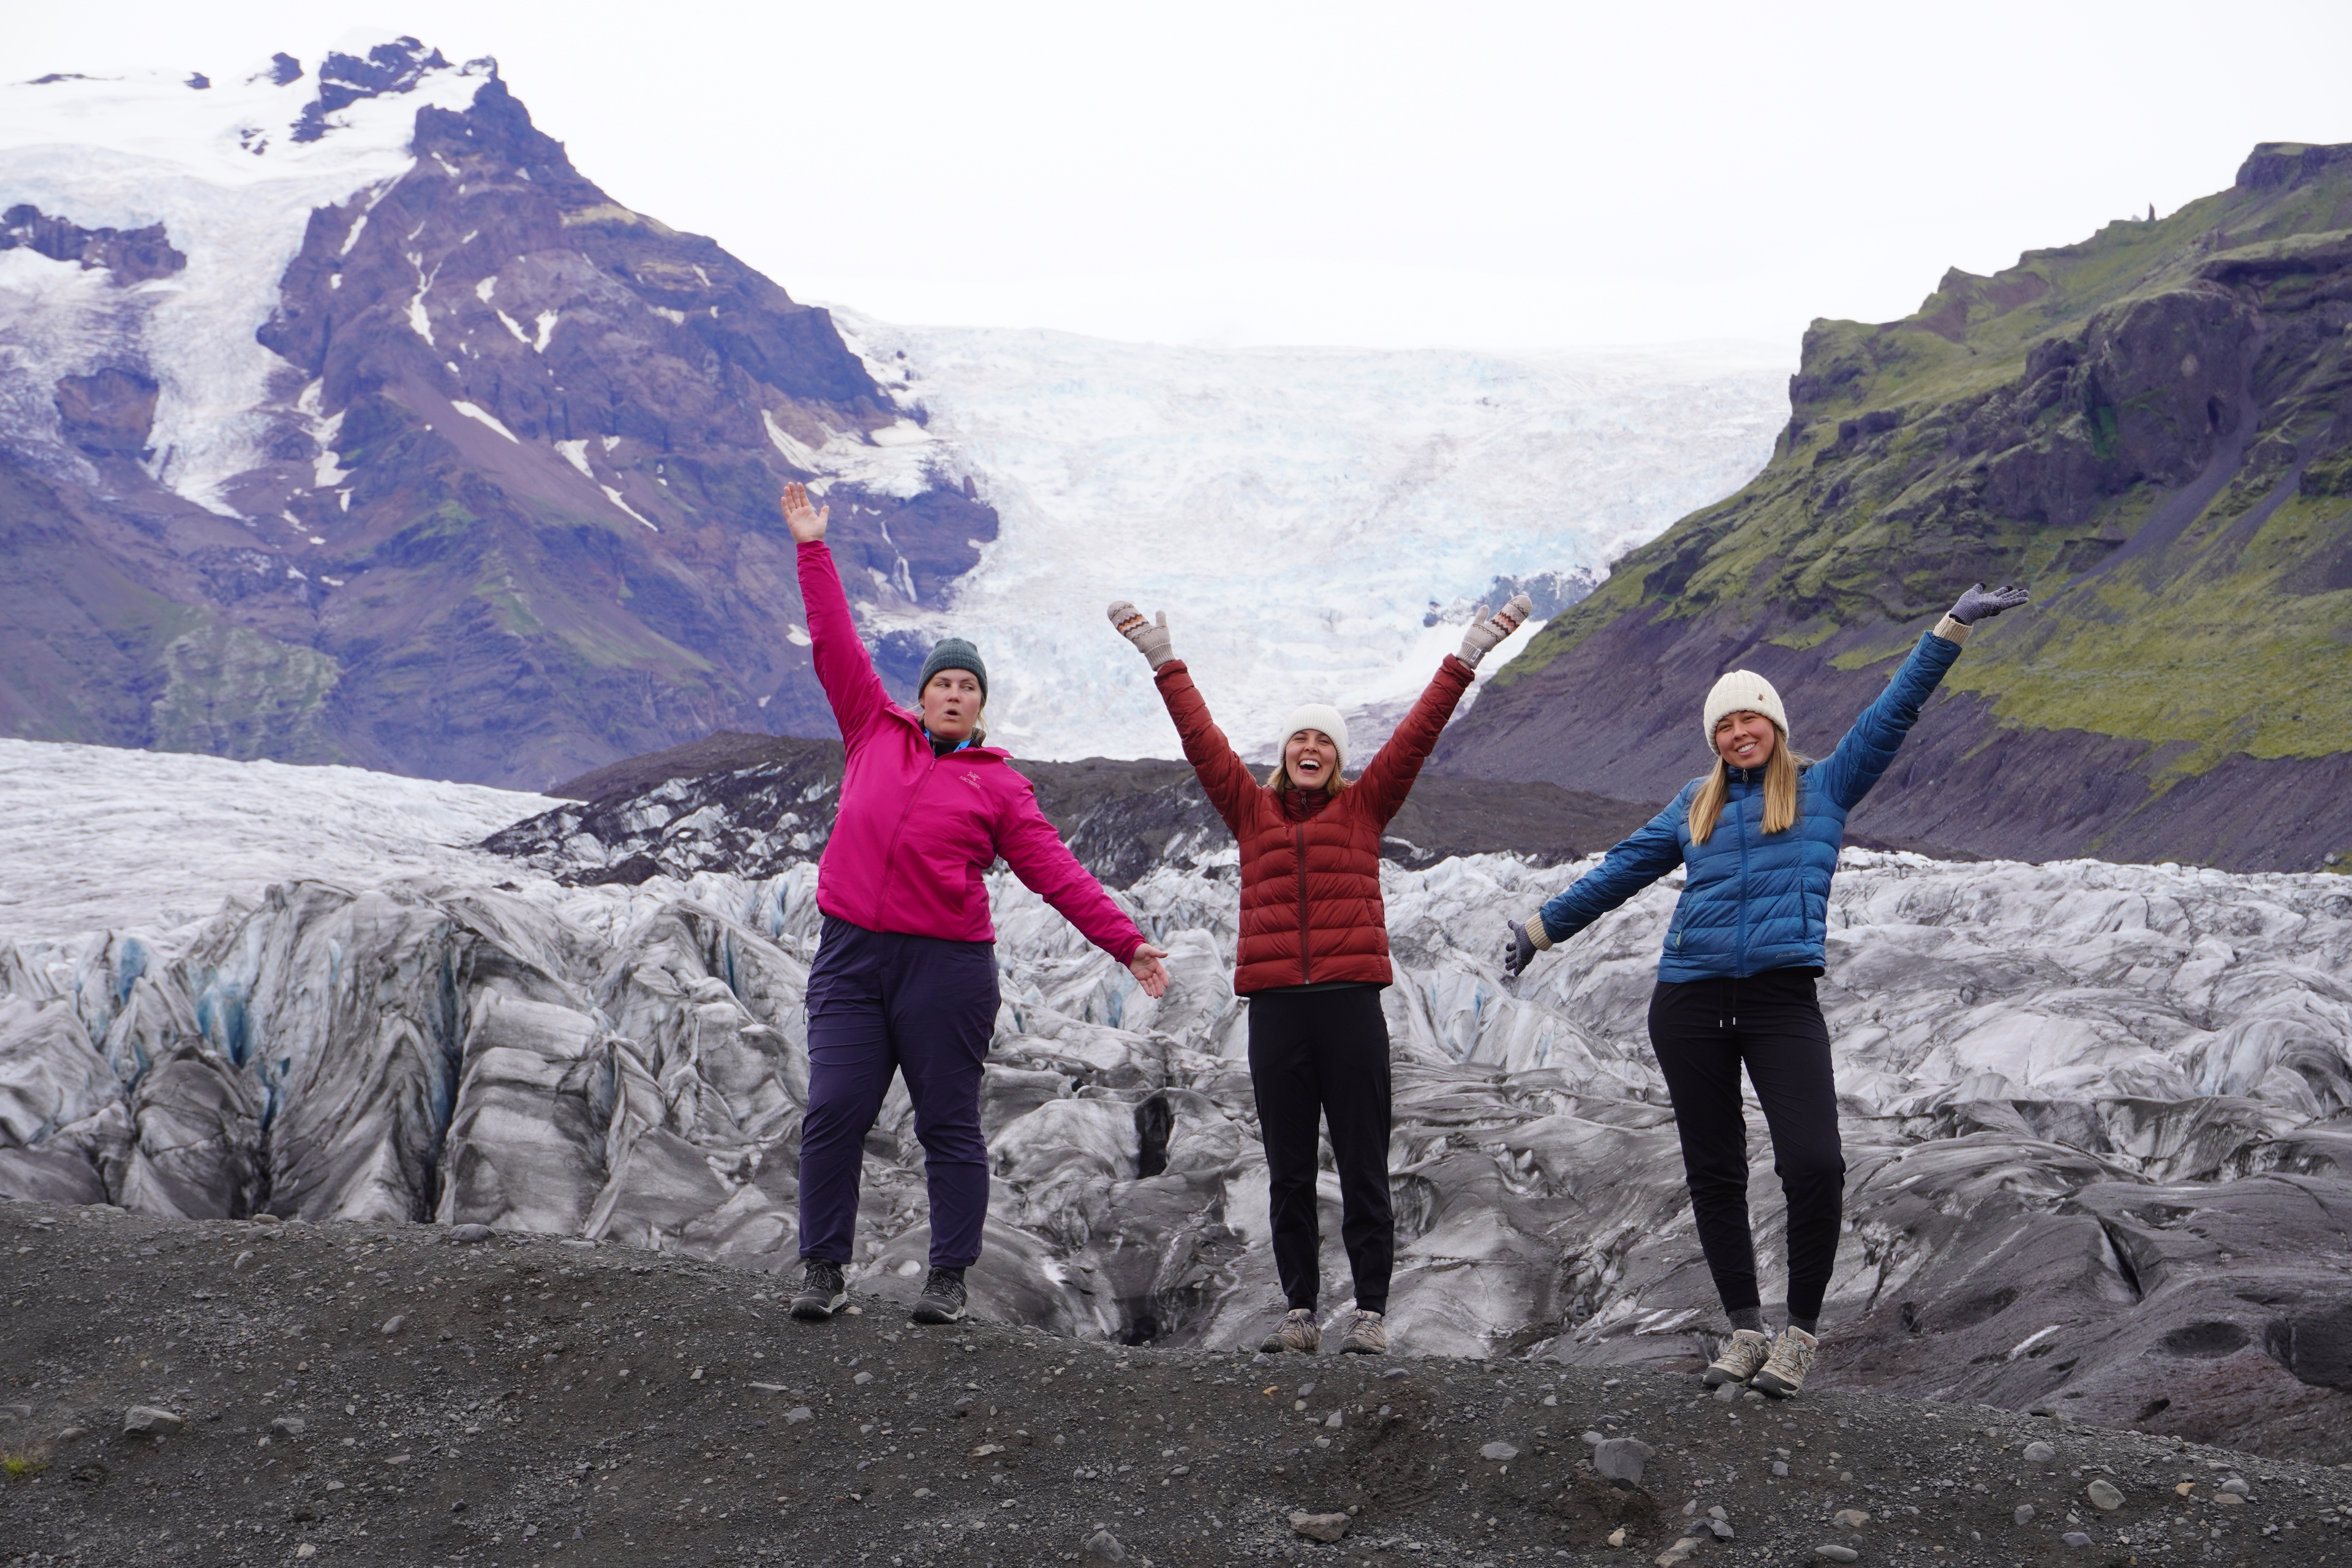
[1702,1328,1772,1387]
[790,1259,847,1321]
[911,1267,968,1324]
[1259,1307,1321,1354]
[1751,1325,1819,1398]
[1338,1308,1389,1355]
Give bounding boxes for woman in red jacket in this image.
[1108,594,1529,1354]
[782,483,1169,1329]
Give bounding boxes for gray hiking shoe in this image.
[1259,1307,1321,1354]
[1703,1328,1772,1387]
[1751,1325,1819,1398]
[1338,1308,1389,1355]
[911,1267,968,1324]
[790,1259,847,1321]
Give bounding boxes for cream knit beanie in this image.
[1701,671,1789,745]
[1278,703,1351,772]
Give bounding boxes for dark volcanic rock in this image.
[1439,142,2352,873]
[488,730,1660,887]
[0,202,187,284]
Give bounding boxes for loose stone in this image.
[123,1406,184,1436]
[1593,1437,1655,1485]
[1289,1510,1349,1542]
[2022,1441,2057,1462]
[1814,1548,1859,1564]
[2086,1480,2124,1510]
[1479,1441,1520,1462]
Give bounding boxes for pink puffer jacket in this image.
[797,540,1144,962]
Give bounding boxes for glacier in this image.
[828,315,1792,760]
[2,737,2349,1455]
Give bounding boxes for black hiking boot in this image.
[911,1266,968,1324]
[790,1259,847,1321]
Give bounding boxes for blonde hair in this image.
[1687,726,1802,843]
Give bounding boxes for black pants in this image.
[1648,968,1844,1323]
[1248,985,1393,1314]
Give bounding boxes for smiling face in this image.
[1283,728,1340,790]
[921,669,984,742]
[1712,710,1779,769]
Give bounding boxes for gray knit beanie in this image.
[918,637,987,701]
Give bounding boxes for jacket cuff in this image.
[1931,614,1972,646]
[1523,914,1555,952]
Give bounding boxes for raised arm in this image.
[1350,657,1473,825]
[1108,601,1261,834]
[1810,583,2029,811]
[993,778,1169,995]
[1503,791,1691,974]
[786,483,893,746]
[1353,594,1531,825]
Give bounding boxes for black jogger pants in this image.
[1647,967,1844,1323]
[1248,984,1393,1314]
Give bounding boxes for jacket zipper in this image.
[875,753,940,927]
[1294,823,1311,984]
[1734,773,1752,975]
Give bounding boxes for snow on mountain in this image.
[826,315,1792,760]
[0,37,492,511]
[3,738,2349,1452]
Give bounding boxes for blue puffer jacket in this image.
[1536,630,1962,981]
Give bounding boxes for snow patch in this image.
[448,399,517,443]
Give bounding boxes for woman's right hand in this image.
[781,481,829,543]
[1502,919,1539,978]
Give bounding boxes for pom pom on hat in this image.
[1701,670,1787,744]
[1278,703,1350,772]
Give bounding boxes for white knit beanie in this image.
[1278,703,1351,772]
[1701,670,1789,744]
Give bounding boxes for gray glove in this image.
[1502,919,1537,978]
[1107,601,1175,669]
[1457,592,1534,667]
[1948,582,2029,624]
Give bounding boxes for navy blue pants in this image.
[1647,967,1844,1323]
[797,914,1000,1269]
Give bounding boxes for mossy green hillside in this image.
[1487,143,2352,778]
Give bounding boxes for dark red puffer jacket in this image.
[1153,657,1475,994]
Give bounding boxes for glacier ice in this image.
[827,314,1792,761]
[2,738,2349,1450]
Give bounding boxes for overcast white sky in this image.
[10,1,2352,353]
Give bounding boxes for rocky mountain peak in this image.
[0,44,992,787]
[293,36,463,143]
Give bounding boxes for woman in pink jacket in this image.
[779,484,1169,1327]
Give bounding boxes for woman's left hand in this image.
[1128,943,1172,999]
[1457,592,1534,667]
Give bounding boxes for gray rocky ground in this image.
[6,1199,2349,1568]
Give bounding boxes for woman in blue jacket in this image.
[1502,583,2028,1396]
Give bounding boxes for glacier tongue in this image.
[829,314,1792,761]
[3,729,2350,1449]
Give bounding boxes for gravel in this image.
[4,1197,2350,1566]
